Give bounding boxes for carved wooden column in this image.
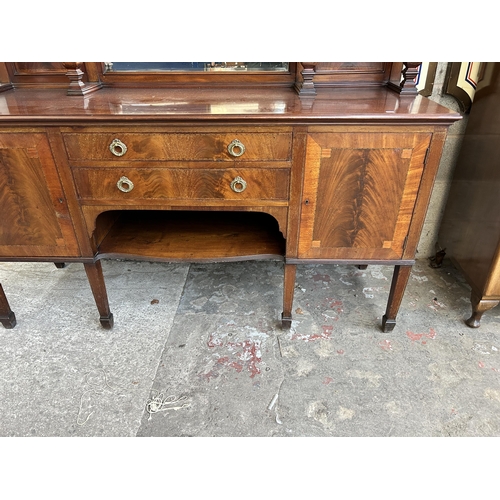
[295,63,317,96]
[63,63,102,96]
[388,62,421,95]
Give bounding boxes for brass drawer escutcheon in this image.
[227,139,245,157]
[109,138,128,157]
[230,176,247,193]
[116,176,134,193]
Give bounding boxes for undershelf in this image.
[96,210,286,262]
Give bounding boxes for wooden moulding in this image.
[63,62,102,96]
[387,62,421,95]
[94,210,286,262]
[0,62,13,92]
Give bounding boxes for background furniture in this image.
[438,62,500,327]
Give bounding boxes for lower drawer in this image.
[72,167,290,202]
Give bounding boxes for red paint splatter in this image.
[321,297,343,313]
[479,361,485,368]
[379,339,392,351]
[200,369,219,382]
[323,377,334,385]
[313,273,331,282]
[292,325,333,342]
[207,334,224,348]
[337,349,345,355]
[331,300,343,315]
[205,334,262,378]
[406,328,437,343]
[218,339,262,378]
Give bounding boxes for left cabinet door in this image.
[0,132,79,258]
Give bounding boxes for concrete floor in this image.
[1,257,500,437]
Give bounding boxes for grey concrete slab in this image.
[137,259,500,437]
[1,258,500,436]
[0,260,189,436]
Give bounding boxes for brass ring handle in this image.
[109,138,128,157]
[116,176,134,193]
[230,176,247,193]
[227,139,246,157]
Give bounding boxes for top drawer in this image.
[62,132,292,162]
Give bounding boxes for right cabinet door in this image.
[298,130,432,260]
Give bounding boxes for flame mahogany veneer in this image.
[0,65,461,331]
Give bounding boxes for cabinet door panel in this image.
[298,132,431,260]
[0,133,79,258]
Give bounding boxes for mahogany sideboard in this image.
[438,62,500,328]
[0,62,461,331]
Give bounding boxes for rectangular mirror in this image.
[105,62,289,72]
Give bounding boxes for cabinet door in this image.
[298,131,431,260]
[0,133,79,258]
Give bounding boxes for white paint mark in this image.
[370,270,388,280]
[484,388,500,403]
[348,370,382,387]
[411,275,429,282]
[339,277,353,285]
[268,393,279,410]
[473,343,491,355]
[363,287,384,299]
[336,407,355,420]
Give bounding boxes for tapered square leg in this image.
[382,265,412,332]
[83,261,114,329]
[281,263,296,328]
[0,283,16,329]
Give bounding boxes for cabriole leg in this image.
[465,292,499,328]
[0,283,16,329]
[382,265,412,333]
[84,261,114,329]
[281,263,296,328]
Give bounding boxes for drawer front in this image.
[73,167,290,202]
[63,132,292,162]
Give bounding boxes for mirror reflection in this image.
[105,62,289,72]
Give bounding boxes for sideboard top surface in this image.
[0,87,461,125]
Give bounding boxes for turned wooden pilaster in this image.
[63,62,102,96]
[295,62,317,97]
[387,62,421,95]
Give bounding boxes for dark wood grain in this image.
[63,131,292,162]
[0,65,462,329]
[96,211,286,262]
[0,87,460,125]
[0,133,79,258]
[72,167,290,203]
[298,131,431,260]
